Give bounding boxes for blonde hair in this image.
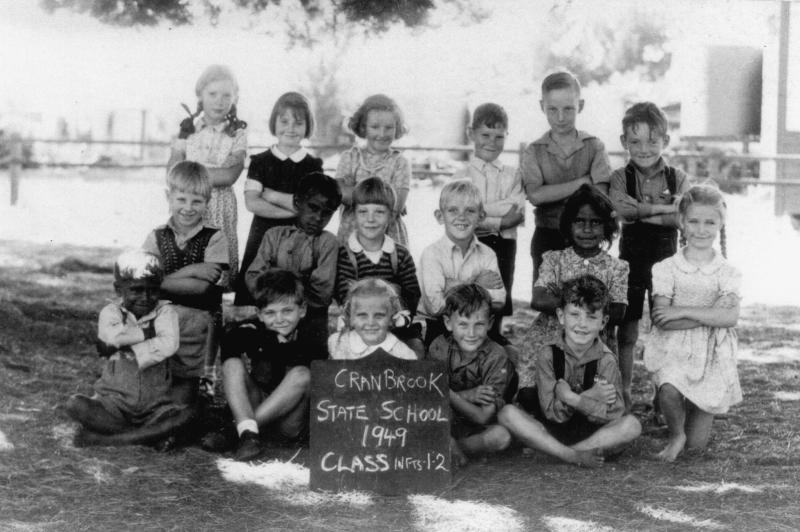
[342,278,402,328]
[348,94,408,140]
[195,64,239,98]
[167,160,212,200]
[678,183,728,257]
[438,179,484,212]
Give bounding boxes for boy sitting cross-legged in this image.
[220,270,325,461]
[428,284,517,465]
[65,250,193,447]
[499,275,641,468]
[417,179,507,347]
[143,160,229,405]
[245,171,342,354]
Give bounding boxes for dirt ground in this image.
[1,239,799,532]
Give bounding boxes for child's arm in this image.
[335,151,356,207]
[396,248,421,315]
[97,305,146,350]
[306,234,338,310]
[205,131,248,187]
[418,247,447,316]
[520,148,591,205]
[129,305,181,370]
[334,247,355,306]
[557,357,624,423]
[160,263,224,296]
[652,293,740,329]
[535,347,574,423]
[392,156,412,214]
[587,139,612,195]
[530,251,560,313]
[449,388,497,426]
[472,269,506,312]
[607,259,630,326]
[243,190,296,219]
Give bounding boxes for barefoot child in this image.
[645,185,741,461]
[520,72,612,286]
[335,177,423,357]
[245,172,342,353]
[65,250,192,447]
[455,103,526,340]
[417,179,507,347]
[499,276,641,468]
[221,270,325,461]
[328,278,417,360]
[610,102,691,409]
[143,161,229,405]
[336,94,411,246]
[516,185,628,412]
[428,284,516,464]
[235,92,323,307]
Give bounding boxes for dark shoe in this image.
[234,431,263,462]
[200,428,235,453]
[153,435,178,453]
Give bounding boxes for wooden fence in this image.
[4,137,800,206]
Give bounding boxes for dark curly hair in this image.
[559,184,618,249]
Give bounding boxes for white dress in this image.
[644,249,742,414]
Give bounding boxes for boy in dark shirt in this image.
[221,270,326,461]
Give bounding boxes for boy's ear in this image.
[663,133,671,147]
[298,302,307,320]
[619,134,627,150]
[113,282,123,297]
[434,209,444,225]
[164,188,171,202]
[539,99,545,113]
[578,99,585,113]
[478,208,487,222]
[555,307,565,327]
[466,126,474,142]
[442,314,454,333]
[602,314,609,328]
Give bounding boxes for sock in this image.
[236,419,258,437]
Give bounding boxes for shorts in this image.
[516,385,603,445]
[93,357,176,425]
[478,235,517,316]
[619,224,677,321]
[92,393,184,428]
[451,412,492,441]
[172,305,217,379]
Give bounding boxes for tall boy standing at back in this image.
[520,72,612,287]
[454,103,526,339]
[609,102,689,409]
[417,179,506,346]
[143,161,229,405]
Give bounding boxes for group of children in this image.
[66,65,742,468]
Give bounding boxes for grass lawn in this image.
[1,239,799,532]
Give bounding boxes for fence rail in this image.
[4,137,800,206]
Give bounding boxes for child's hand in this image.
[583,381,616,405]
[500,204,524,229]
[473,270,504,290]
[461,385,497,406]
[191,263,223,283]
[554,379,574,403]
[651,305,684,326]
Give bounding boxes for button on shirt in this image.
[609,158,690,224]
[454,158,526,239]
[417,235,506,317]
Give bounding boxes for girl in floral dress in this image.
[335,94,411,246]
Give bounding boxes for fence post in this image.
[9,133,22,206]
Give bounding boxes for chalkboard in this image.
[309,349,451,495]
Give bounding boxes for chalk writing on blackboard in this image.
[309,349,452,495]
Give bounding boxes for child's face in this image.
[435,195,484,246]
[570,204,605,253]
[681,204,722,252]
[166,189,208,233]
[540,87,583,136]
[295,193,336,236]
[364,110,397,153]
[350,294,392,346]
[258,297,306,338]
[199,79,236,125]
[557,302,607,351]
[444,305,491,355]
[621,123,669,171]
[275,108,306,150]
[468,124,506,163]
[117,279,160,319]
[355,203,391,243]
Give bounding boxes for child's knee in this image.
[620,414,642,438]
[65,394,89,420]
[658,383,682,402]
[484,425,512,452]
[222,357,246,377]
[285,366,311,390]
[497,404,522,427]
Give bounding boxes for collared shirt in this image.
[243,146,314,193]
[417,235,506,317]
[244,225,338,310]
[328,330,417,360]
[454,158,526,239]
[97,300,180,370]
[535,335,624,424]
[428,335,514,411]
[143,218,229,260]
[171,116,248,168]
[609,158,690,225]
[335,233,420,310]
[520,130,612,229]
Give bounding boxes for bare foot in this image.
[657,434,686,462]
[570,448,604,468]
[450,438,469,468]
